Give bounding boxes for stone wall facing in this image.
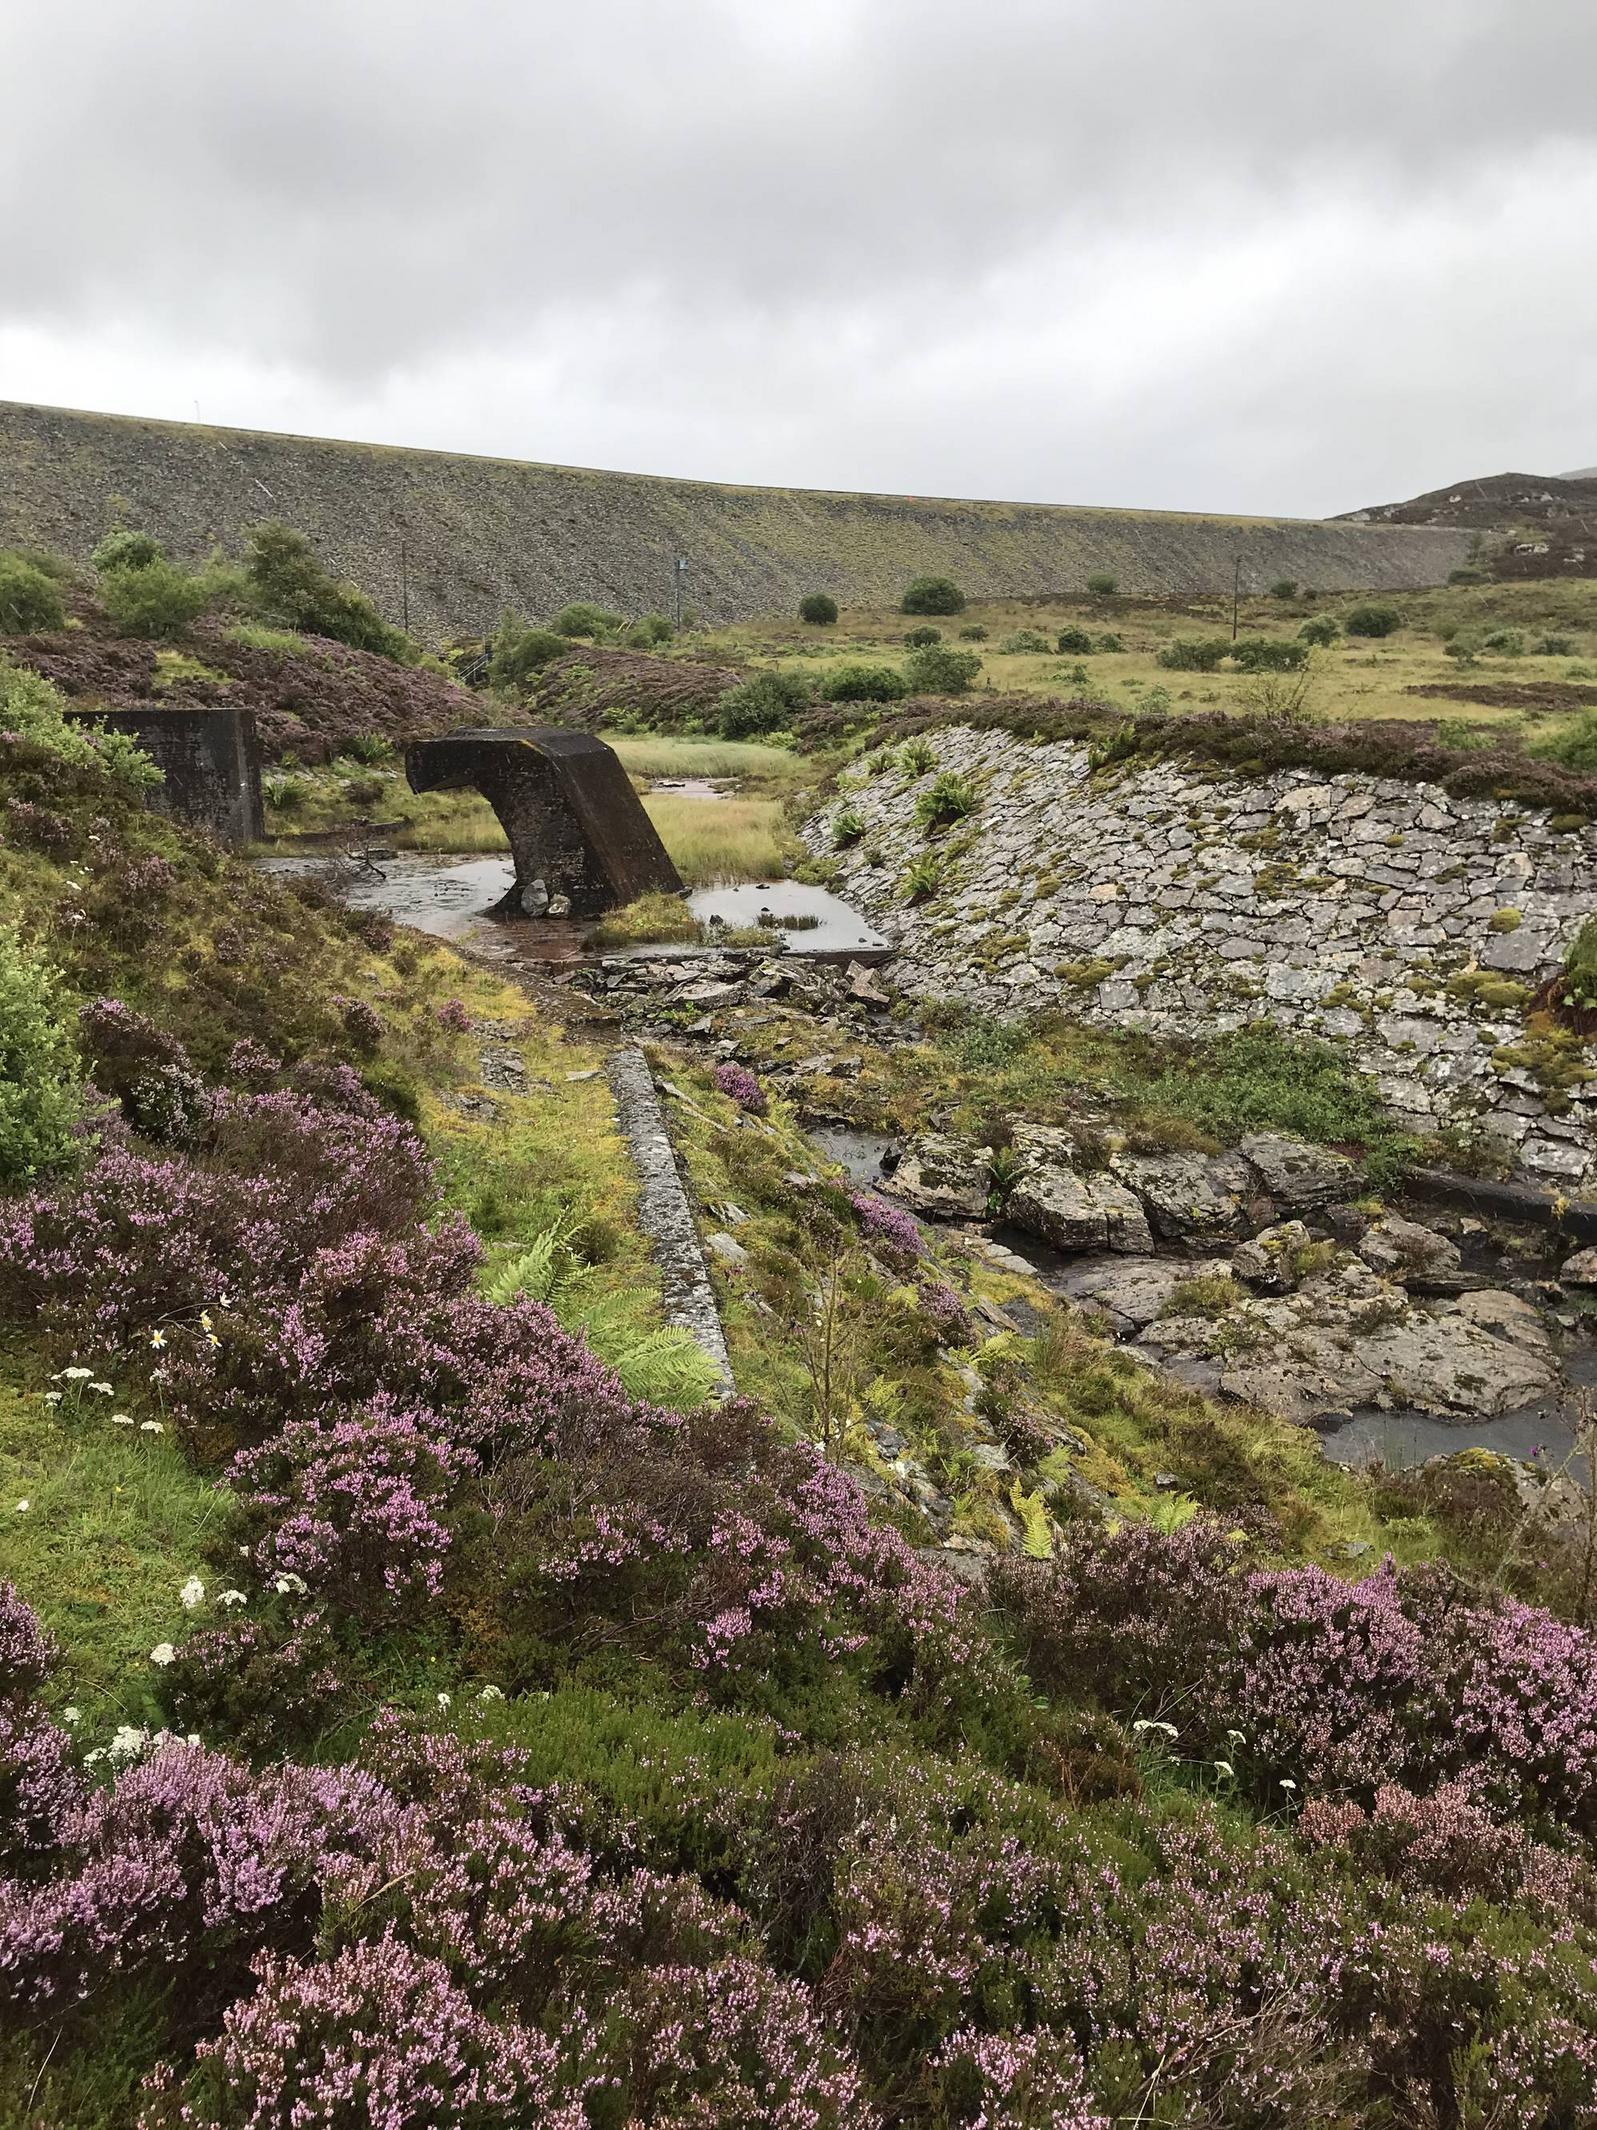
[806,727,1597,1185]
[1,400,1474,638]
[65,704,263,845]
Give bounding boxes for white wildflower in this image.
[107,1724,151,1763]
[89,1381,113,1395]
[150,1642,176,1667]
[477,1684,505,1703]
[217,1588,247,1609]
[62,1367,93,1382]
[110,1413,134,1426]
[14,1499,30,1514]
[179,1576,205,1611]
[62,1706,80,1726]
[148,1330,166,1349]
[1279,1778,1298,1793]
[199,1311,213,1333]
[436,1692,452,1710]
[1131,1718,1178,1738]
[1225,1729,1246,1747]
[1212,1760,1236,1780]
[273,1572,308,1596]
[43,1391,62,1406]
[140,1420,164,1435]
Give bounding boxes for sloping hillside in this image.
[1345,469,1597,578]
[0,399,1474,639]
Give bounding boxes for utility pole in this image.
[674,555,689,630]
[1231,555,1242,641]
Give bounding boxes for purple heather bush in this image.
[998,1516,1597,1838]
[434,998,472,1033]
[849,1189,921,1266]
[712,1059,768,1115]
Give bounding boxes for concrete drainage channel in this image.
[605,1046,734,1397]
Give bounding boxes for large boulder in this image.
[1008,1127,1153,1255]
[1357,1215,1462,1283]
[1108,1149,1255,1241]
[1239,1132,1357,1210]
[892,1133,991,1221]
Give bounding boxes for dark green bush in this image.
[1345,603,1402,638]
[1531,712,1597,773]
[999,630,1051,654]
[1539,635,1577,656]
[904,626,943,648]
[819,662,909,704]
[0,552,66,634]
[1055,626,1093,654]
[1299,614,1341,647]
[488,619,567,693]
[1270,579,1298,600]
[1447,566,1486,585]
[1096,632,1123,652]
[1156,637,1230,672]
[798,593,838,626]
[901,576,966,616]
[915,772,979,829]
[1231,637,1308,673]
[904,644,982,696]
[552,601,622,639]
[245,524,416,662]
[624,613,675,648]
[92,529,164,574]
[717,668,811,738]
[99,557,215,639]
[1086,571,1117,595]
[957,624,987,641]
[1483,627,1525,657]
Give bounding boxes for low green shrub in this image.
[999,629,1051,654]
[1086,571,1117,595]
[798,593,838,626]
[622,613,674,648]
[0,929,84,1185]
[99,557,216,639]
[1483,627,1526,657]
[0,551,67,634]
[1156,637,1230,672]
[904,644,982,696]
[92,528,165,574]
[717,668,811,738]
[0,656,161,792]
[898,737,937,777]
[1055,626,1093,654]
[1231,636,1308,673]
[1096,632,1123,652]
[1539,634,1577,656]
[1444,632,1483,666]
[1531,713,1597,773]
[550,601,621,638]
[1298,614,1341,647]
[903,626,943,648]
[901,575,965,616]
[958,623,988,641]
[901,850,946,901]
[1270,579,1298,599]
[820,662,908,704]
[487,618,567,694]
[831,806,865,847]
[1447,565,1486,585]
[1345,603,1402,638]
[245,524,417,662]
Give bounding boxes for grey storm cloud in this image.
[3,0,1596,513]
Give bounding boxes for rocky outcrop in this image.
[807,728,1597,1185]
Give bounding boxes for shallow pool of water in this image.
[687,881,890,957]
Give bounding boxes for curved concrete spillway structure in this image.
[405,727,682,918]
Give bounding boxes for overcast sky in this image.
[3,0,1595,517]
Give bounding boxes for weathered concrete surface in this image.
[406,727,681,917]
[0,400,1474,637]
[605,1046,733,1396]
[64,703,263,844]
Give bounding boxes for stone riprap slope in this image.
[808,728,1597,1183]
[1,400,1473,639]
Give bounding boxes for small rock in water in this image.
[520,877,551,917]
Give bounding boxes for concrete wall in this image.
[66,705,263,844]
[808,728,1597,1185]
[1,400,1475,640]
